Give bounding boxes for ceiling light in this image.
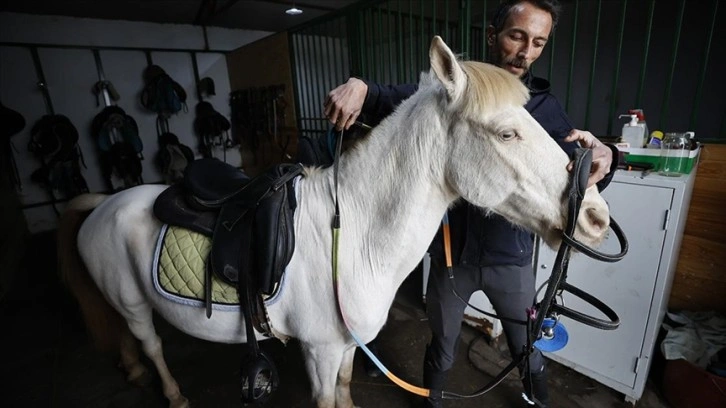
[285,7,303,15]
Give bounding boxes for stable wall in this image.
[226,32,298,176]
[668,144,726,313]
[0,12,271,233]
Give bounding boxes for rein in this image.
[329,128,628,401]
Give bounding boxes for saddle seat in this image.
[154,158,303,326]
[183,157,252,208]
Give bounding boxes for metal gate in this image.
[290,0,724,141]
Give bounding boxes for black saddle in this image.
[154,158,303,314]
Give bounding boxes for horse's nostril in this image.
[586,207,608,232]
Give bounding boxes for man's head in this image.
[487,0,561,77]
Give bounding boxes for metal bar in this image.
[288,32,304,135]
[420,0,425,70]
[445,0,450,42]
[565,0,579,112]
[584,0,602,129]
[387,4,394,83]
[635,0,656,108]
[606,0,628,136]
[366,8,377,78]
[93,49,106,81]
[433,0,437,37]
[359,11,367,77]
[465,0,473,60]
[482,0,487,60]
[689,0,719,129]
[409,0,414,82]
[30,47,54,115]
[547,31,555,83]
[314,25,327,131]
[397,0,404,83]
[93,49,112,107]
[0,41,230,55]
[376,7,386,82]
[459,0,465,57]
[336,16,346,84]
[302,31,317,133]
[191,52,202,101]
[659,0,685,130]
[322,20,333,99]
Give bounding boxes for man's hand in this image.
[564,129,613,187]
[323,78,368,131]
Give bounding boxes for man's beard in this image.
[503,56,529,72]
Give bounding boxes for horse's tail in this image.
[57,193,126,351]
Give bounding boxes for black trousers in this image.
[425,259,545,375]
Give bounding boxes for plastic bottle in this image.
[619,114,646,148]
[647,130,664,149]
[628,109,649,146]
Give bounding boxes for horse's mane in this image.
[420,60,529,118]
[461,61,530,116]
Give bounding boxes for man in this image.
[322,1,618,406]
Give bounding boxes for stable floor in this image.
[3,232,671,408]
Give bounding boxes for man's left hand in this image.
[564,129,613,187]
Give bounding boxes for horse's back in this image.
[78,184,166,283]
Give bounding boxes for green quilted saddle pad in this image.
[156,224,239,305]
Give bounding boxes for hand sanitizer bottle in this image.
[619,114,646,148]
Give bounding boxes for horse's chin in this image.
[540,229,564,250]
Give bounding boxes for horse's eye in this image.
[499,131,518,141]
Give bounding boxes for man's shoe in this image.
[522,365,549,407]
[422,349,448,408]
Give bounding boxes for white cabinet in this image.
[534,169,697,403]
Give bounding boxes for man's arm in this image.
[323,77,417,130]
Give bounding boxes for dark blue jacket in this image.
[360,73,618,267]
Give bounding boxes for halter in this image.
[330,127,629,402]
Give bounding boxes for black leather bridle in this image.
[439,148,629,402]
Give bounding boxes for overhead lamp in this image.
[285,6,303,16]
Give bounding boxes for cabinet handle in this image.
[540,264,548,269]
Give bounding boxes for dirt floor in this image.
[2,231,672,407]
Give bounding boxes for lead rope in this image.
[330,127,431,397]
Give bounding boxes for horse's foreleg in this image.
[119,326,151,386]
[126,317,189,408]
[302,342,345,408]
[335,345,358,408]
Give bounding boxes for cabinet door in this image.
[536,182,673,389]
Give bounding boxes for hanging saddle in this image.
[154,158,303,321]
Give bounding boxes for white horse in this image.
[58,36,610,408]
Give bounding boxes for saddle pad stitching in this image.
[161,226,239,304]
[152,224,240,312]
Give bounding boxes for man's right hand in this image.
[323,77,368,131]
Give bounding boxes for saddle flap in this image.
[254,182,297,295]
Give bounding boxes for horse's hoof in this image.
[169,396,190,408]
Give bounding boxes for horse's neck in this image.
[327,99,455,300]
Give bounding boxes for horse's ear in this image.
[429,36,467,103]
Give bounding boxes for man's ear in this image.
[486,25,496,47]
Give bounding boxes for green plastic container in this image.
[619,146,700,174]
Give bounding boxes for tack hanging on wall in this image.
[91,49,145,191]
[191,51,232,161]
[27,47,89,213]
